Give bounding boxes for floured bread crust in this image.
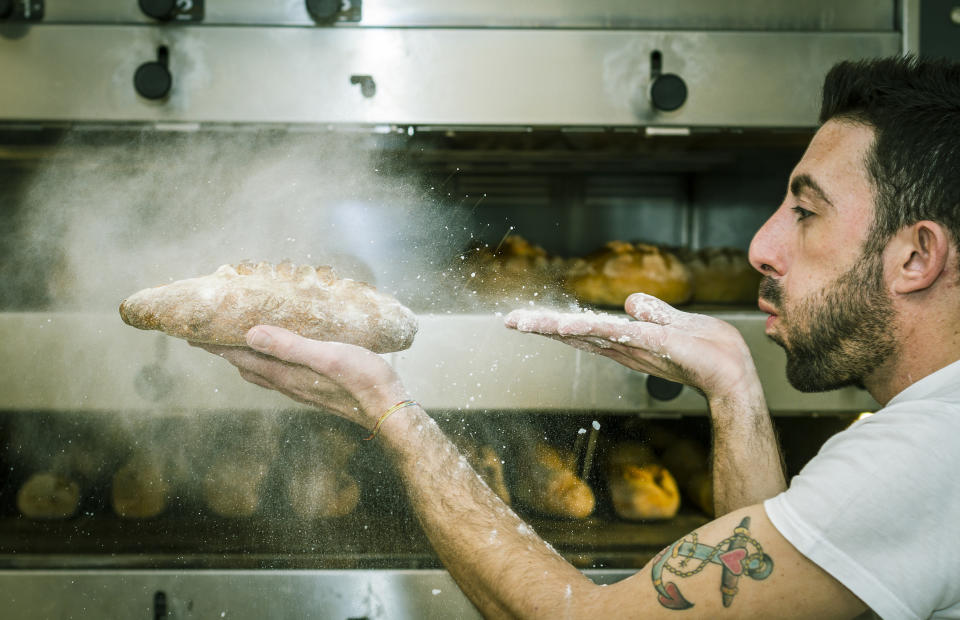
[119,261,418,353]
[514,441,595,519]
[564,241,693,307]
[681,247,761,304]
[605,442,680,521]
[450,236,570,309]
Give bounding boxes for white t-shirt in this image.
[765,359,960,619]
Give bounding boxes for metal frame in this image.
[0,568,633,619]
[37,0,895,29]
[0,313,878,414]
[0,27,899,128]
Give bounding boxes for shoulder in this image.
[764,400,960,618]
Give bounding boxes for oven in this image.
[0,1,943,617]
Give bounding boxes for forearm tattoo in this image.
[651,517,774,610]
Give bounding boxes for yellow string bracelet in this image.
[363,400,418,441]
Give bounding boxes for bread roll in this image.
[660,437,714,517]
[111,454,170,519]
[605,442,680,520]
[451,236,568,307]
[202,457,270,518]
[455,438,511,505]
[682,247,761,304]
[16,472,80,519]
[564,241,692,307]
[287,427,360,519]
[119,261,417,353]
[288,467,360,519]
[514,441,594,519]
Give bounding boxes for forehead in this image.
[790,120,876,214]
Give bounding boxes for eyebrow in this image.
[790,173,834,207]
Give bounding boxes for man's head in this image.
[749,56,960,393]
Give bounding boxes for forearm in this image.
[708,381,786,515]
[378,405,596,618]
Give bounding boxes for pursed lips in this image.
[758,299,779,332]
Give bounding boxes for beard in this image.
[760,251,897,393]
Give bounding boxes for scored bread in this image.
[564,241,693,307]
[604,442,681,521]
[514,441,595,519]
[681,247,761,304]
[119,261,417,353]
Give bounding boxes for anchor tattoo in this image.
[651,517,774,610]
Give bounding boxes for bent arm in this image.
[506,295,786,515]
[707,383,786,514]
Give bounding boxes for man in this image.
[200,57,960,618]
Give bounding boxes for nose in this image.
[748,207,788,277]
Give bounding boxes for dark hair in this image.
[819,56,960,257]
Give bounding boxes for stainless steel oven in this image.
[0,1,936,617]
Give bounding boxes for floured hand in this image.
[193,325,409,431]
[505,293,761,400]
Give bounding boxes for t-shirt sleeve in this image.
[764,404,960,619]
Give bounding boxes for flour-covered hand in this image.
[505,293,759,400]
[193,325,409,430]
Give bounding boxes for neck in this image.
[864,298,960,405]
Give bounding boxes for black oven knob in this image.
[646,375,684,401]
[139,0,177,21]
[648,50,687,112]
[134,46,172,100]
[306,0,342,23]
[650,73,688,112]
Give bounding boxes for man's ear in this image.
[889,220,950,295]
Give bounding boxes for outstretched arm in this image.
[198,328,588,616]
[505,293,786,514]
[197,325,863,619]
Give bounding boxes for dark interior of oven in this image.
[0,126,863,571]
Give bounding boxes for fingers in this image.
[245,325,382,379]
[624,293,683,325]
[246,325,329,367]
[505,309,631,337]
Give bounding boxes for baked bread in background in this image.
[119,260,418,353]
[681,247,761,304]
[111,452,170,519]
[16,472,81,519]
[450,236,569,308]
[564,241,693,307]
[513,441,594,519]
[604,442,681,521]
[202,456,271,518]
[453,436,511,505]
[659,437,715,517]
[286,427,361,519]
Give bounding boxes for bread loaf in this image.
[604,442,680,520]
[111,453,170,519]
[564,241,692,307]
[16,472,80,519]
[660,437,714,517]
[202,457,271,518]
[454,437,511,505]
[287,427,360,519]
[451,236,568,308]
[682,247,761,304]
[514,441,594,519]
[120,261,417,353]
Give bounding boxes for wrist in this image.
[358,380,411,427]
[372,401,431,460]
[705,365,766,413]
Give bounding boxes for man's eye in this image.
[792,206,814,221]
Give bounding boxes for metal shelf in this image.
[0,312,877,414]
